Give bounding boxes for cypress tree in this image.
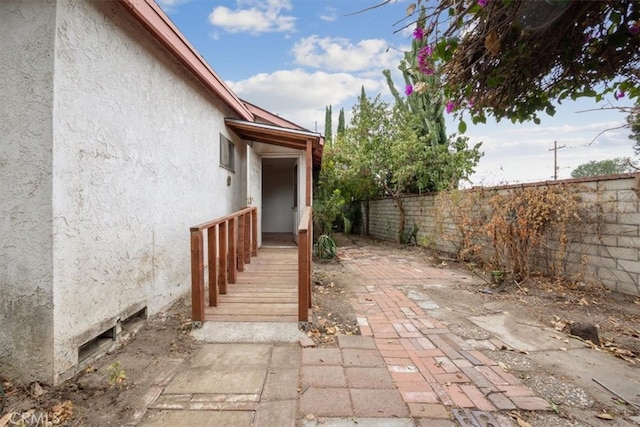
[324,105,333,146]
[337,107,345,137]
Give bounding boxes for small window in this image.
[220,134,235,172]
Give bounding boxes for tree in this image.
[318,81,481,242]
[324,105,333,147]
[315,88,388,236]
[570,158,636,178]
[337,108,346,137]
[397,1,639,125]
[628,102,640,156]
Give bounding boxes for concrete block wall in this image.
[366,173,640,296]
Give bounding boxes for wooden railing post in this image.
[219,221,227,294]
[238,214,245,272]
[207,226,218,307]
[308,210,313,309]
[190,230,205,322]
[228,217,237,284]
[298,227,309,321]
[251,208,258,256]
[189,206,259,323]
[298,206,312,322]
[244,212,251,263]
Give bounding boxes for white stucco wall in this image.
[1,0,250,384]
[49,0,250,381]
[0,0,57,383]
[247,146,263,245]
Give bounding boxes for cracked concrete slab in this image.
[164,344,271,394]
[468,314,570,351]
[528,347,640,408]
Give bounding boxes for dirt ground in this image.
[1,234,638,426]
[0,299,195,427]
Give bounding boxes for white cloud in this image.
[226,69,384,130]
[319,7,338,22]
[208,0,296,34]
[465,117,635,186]
[156,0,191,12]
[291,36,403,73]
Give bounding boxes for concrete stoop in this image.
[191,321,306,343]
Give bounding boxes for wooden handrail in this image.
[297,206,312,322]
[190,206,256,232]
[190,206,258,322]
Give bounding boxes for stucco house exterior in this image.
[0,0,323,385]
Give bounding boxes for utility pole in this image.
[549,140,566,180]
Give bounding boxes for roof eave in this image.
[118,0,253,121]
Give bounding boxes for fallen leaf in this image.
[0,412,16,427]
[509,412,533,427]
[498,361,509,372]
[32,382,44,397]
[50,400,74,423]
[595,413,614,420]
[305,414,316,420]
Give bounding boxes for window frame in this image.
[219,133,235,172]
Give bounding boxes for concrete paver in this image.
[299,388,353,417]
[351,388,409,417]
[137,243,570,426]
[253,400,297,427]
[301,419,414,427]
[301,365,347,388]
[139,409,254,426]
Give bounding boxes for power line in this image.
[548,140,566,180]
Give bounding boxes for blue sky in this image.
[158,0,636,185]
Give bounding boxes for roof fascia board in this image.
[242,101,307,130]
[225,118,321,140]
[118,0,253,121]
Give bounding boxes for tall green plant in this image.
[324,105,333,147]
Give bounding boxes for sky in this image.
[157,0,636,186]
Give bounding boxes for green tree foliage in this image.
[570,158,636,178]
[628,103,640,156]
[324,105,333,147]
[317,84,481,242]
[337,108,346,137]
[401,1,639,124]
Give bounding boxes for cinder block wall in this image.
[365,173,640,296]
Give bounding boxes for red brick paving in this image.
[339,245,548,415]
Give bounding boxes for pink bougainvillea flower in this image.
[445,101,456,114]
[413,27,424,40]
[420,64,435,75]
[405,85,413,96]
[614,90,625,100]
[629,22,639,35]
[478,0,489,7]
[418,45,433,59]
[417,45,435,75]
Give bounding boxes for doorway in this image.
[262,158,297,247]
